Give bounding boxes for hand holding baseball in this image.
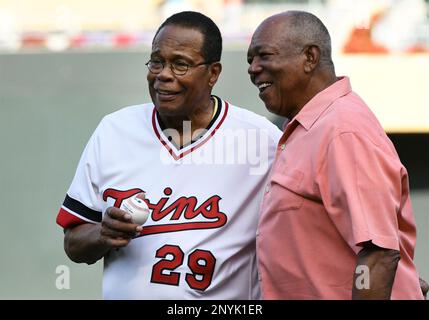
[100,193,149,249]
[120,193,150,225]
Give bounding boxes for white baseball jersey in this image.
[57,96,282,299]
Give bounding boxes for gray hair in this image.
[284,11,333,67]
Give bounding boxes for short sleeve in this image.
[56,121,105,229]
[317,132,403,252]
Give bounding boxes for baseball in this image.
[121,193,150,225]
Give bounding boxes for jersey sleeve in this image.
[56,120,105,229]
[317,132,405,252]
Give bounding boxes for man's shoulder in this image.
[226,102,281,132]
[97,103,152,126]
[94,103,153,135]
[104,103,153,121]
[225,102,282,141]
[317,93,394,151]
[321,93,383,135]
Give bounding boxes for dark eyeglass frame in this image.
[145,60,212,76]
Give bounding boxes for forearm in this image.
[64,223,111,265]
[420,277,429,299]
[352,242,400,300]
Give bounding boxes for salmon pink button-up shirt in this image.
[257,77,423,300]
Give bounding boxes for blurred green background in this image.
[0,50,427,299]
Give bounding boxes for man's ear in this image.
[303,45,320,73]
[208,62,222,87]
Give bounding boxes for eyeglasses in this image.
[145,60,211,76]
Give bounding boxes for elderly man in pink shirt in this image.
[247,10,425,299]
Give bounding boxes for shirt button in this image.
[280,144,286,150]
[265,185,270,193]
[256,230,260,236]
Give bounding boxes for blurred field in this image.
[0,50,427,299]
[335,54,429,133]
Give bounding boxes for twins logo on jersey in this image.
[103,187,228,236]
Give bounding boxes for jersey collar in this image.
[152,95,229,160]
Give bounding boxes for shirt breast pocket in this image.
[269,169,304,213]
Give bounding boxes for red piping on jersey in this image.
[151,101,229,160]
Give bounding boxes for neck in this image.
[158,97,215,147]
[289,71,338,120]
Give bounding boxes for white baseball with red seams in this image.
[120,193,150,225]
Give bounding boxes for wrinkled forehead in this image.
[251,20,274,43]
[152,25,204,53]
[249,19,289,50]
[250,15,302,52]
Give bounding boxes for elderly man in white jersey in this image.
[56,11,282,299]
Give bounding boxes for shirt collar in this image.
[292,76,352,131]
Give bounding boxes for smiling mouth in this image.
[257,82,272,93]
[156,89,179,95]
[155,89,181,101]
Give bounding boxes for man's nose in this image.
[248,59,262,76]
[156,63,175,81]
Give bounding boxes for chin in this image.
[264,102,282,117]
[150,92,177,113]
